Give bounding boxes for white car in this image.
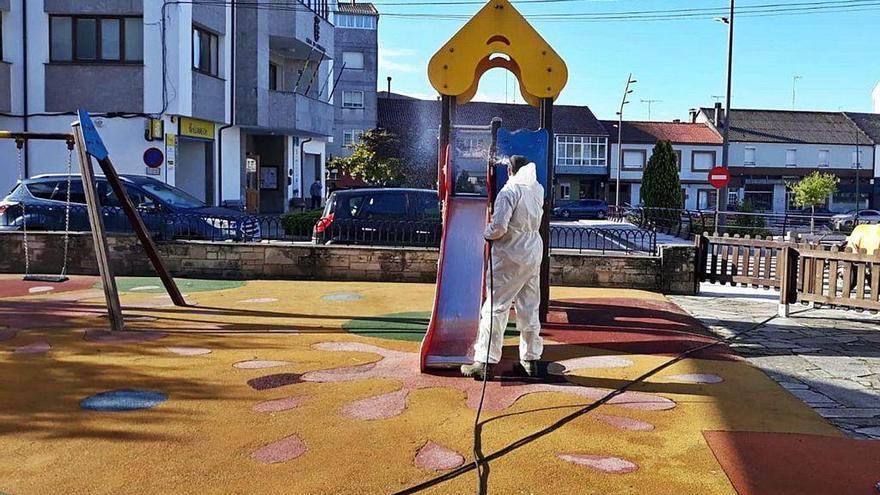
[832,209,880,230]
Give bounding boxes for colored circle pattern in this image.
[81,389,168,412]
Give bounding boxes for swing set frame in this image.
[1,115,186,332]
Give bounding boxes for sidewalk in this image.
[671,283,880,439]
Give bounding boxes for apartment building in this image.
[845,112,880,208]
[693,104,875,213]
[0,0,338,214]
[377,94,609,197]
[603,120,722,209]
[327,2,378,161]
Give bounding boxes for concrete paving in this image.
[671,283,880,439]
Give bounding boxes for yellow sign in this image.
[179,117,215,140]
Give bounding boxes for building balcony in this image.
[257,89,333,137]
[0,62,10,113]
[192,71,227,123]
[268,6,334,60]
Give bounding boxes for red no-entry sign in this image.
[708,166,730,189]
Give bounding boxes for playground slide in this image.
[420,196,488,369]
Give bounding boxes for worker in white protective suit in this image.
[461,155,545,380]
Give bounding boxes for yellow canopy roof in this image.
[427,0,568,107]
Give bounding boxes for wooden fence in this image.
[696,234,880,314]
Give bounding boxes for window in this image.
[193,26,219,76]
[674,150,682,170]
[727,191,739,206]
[559,182,571,200]
[336,14,377,29]
[342,90,364,109]
[555,136,606,167]
[342,51,364,70]
[853,150,864,168]
[362,194,408,220]
[456,135,488,159]
[49,15,143,63]
[697,189,718,210]
[785,149,797,167]
[622,149,646,170]
[269,62,279,91]
[343,129,363,147]
[818,150,830,168]
[744,147,756,166]
[692,150,716,171]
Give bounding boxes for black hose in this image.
[471,239,494,494]
[393,310,788,495]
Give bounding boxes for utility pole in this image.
[714,0,735,235]
[792,75,802,110]
[615,74,637,209]
[641,99,662,120]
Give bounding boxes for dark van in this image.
[313,188,441,246]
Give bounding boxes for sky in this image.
[374,0,880,122]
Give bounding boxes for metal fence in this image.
[3,203,658,253]
[550,225,656,254]
[613,206,866,240]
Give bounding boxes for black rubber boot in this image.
[514,360,540,378]
[460,362,495,381]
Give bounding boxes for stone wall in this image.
[0,232,696,294]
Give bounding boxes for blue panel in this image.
[495,128,549,199]
[77,110,109,160]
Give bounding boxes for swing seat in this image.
[23,274,69,283]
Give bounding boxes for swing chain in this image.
[60,141,74,278]
[15,140,30,277]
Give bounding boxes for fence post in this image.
[694,234,708,293]
[777,245,799,317]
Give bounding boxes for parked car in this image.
[313,188,441,246]
[552,199,608,220]
[831,209,880,230]
[787,206,835,226]
[0,174,261,241]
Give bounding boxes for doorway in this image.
[245,154,260,214]
[176,139,214,204]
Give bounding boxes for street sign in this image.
[708,166,730,189]
[143,147,164,168]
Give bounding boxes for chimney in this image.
[713,102,723,127]
[672,119,681,124]
[387,76,392,94]
[688,108,697,123]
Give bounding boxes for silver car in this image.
[832,209,880,230]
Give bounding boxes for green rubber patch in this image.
[343,311,517,342]
[95,277,246,294]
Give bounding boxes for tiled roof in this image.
[335,2,378,15]
[700,108,873,145]
[844,112,880,144]
[378,96,608,136]
[601,120,721,145]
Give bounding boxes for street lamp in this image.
[615,73,637,210]
[792,75,802,110]
[714,0,735,235]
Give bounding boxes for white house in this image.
[693,105,875,213]
[846,112,880,208]
[604,119,723,210]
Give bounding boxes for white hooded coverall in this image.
[473,162,545,364]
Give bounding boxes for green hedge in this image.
[281,210,323,236]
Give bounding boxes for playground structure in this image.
[1,111,186,331]
[419,0,568,370]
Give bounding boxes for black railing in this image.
[549,225,656,254]
[2,203,657,253]
[619,207,865,240]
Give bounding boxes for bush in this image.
[641,140,683,210]
[281,210,322,236]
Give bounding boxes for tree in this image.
[328,129,405,187]
[640,140,683,210]
[788,171,838,233]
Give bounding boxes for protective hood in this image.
[507,162,538,187]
